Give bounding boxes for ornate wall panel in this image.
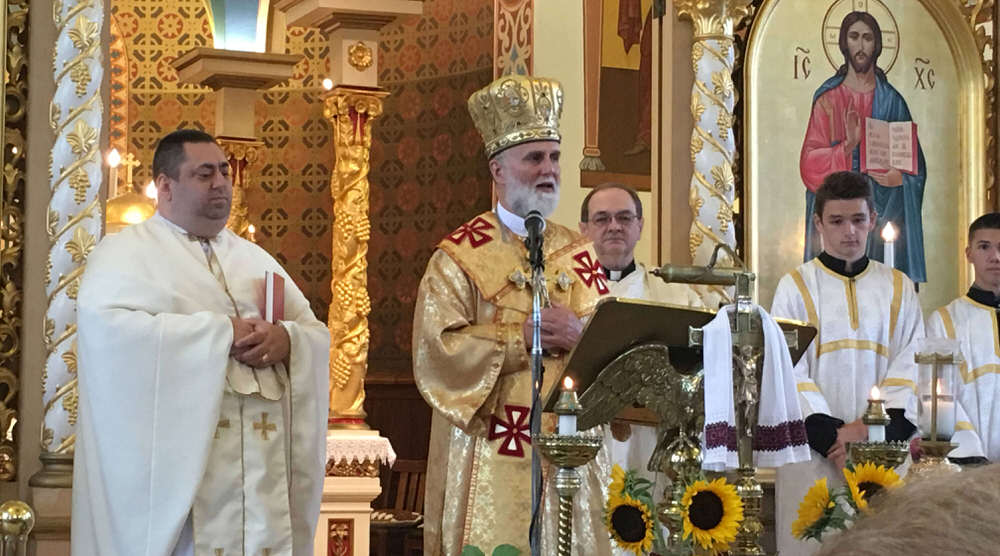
[494,0,532,76]
[368,0,494,378]
[0,0,28,480]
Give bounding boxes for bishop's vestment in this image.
[73,214,329,556]
[414,210,612,555]
[770,254,922,556]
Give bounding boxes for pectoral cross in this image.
[214,418,230,439]
[120,152,141,193]
[254,412,276,440]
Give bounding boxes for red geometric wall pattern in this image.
[368,0,495,378]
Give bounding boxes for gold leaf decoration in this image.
[69,167,89,204]
[66,277,80,300]
[689,229,704,262]
[711,70,734,99]
[65,226,96,264]
[41,427,53,450]
[68,14,98,52]
[717,111,734,141]
[47,209,59,238]
[711,163,735,193]
[50,102,61,130]
[691,94,706,124]
[66,119,96,157]
[689,184,705,216]
[44,318,55,346]
[691,135,704,163]
[62,389,78,426]
[717,203,734,233]
[1,282,18,315]
[61,344,77,375]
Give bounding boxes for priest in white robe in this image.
[925,213,1000,462]
[579,183,704,545]
[73,130,330,556]
[770,172,922,556]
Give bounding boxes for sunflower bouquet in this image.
[680,476,744,554]
[792,462,902,542]
[605,464,663,555]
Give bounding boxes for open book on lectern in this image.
[542,297,816,430]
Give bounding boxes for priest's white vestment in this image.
[73,214,330,556]
[770,257,922,556]
[927,296,998,459]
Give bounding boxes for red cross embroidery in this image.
[446,216,495,248]
[487,404,531,458]
[572,251,609,294]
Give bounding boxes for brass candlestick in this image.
[911,351,963,475]
[534,387,601,556]
[850,394,908,468]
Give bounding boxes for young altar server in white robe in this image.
[770,171,923,556]
[73,130,330,556]
[924,213,1000,462]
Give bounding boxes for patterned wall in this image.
[109,0,335,320]
[368,0,495,377]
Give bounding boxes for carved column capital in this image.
[675,0,753,40]
[217,137,265,239]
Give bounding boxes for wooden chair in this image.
[370,459,426,556]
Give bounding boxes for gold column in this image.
[676,0,752,305]
[217,137,265,238]
[323,87,388,429]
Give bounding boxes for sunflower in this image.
[681,477,744,550]
[846,478,868,512]
[609,464,626,498]
[606,493,655,555]
[791,477,834,539]
[843,462,901,505]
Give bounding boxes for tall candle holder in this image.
[912,351,963,475]
[533,382,601,556]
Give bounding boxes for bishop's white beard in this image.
[505,180,559,218]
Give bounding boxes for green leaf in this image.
[461,547,486,556]
[492,545,521,556]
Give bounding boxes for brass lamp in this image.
[105,189,156,234]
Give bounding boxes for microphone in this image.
[524,210,545,270]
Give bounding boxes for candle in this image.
[557,376,578,436]
[107,148,121,199]
[867,385,886,442]
[144,180,158,201]
[322,78,334,91]
[881,222,897,269]
[248,224,257,243]
[920,379,956,440]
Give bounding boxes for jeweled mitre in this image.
[467,75,563,158]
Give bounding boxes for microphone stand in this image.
[525,219,545,556]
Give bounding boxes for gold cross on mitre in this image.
[120,152,141,192]
[254,412,277,440]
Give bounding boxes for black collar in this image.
[967,285,1000,308]
[818,251,869,278]
[602,259,637,282]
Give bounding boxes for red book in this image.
[861,117,918,175]
[265,271,285,323]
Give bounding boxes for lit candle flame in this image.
[122,206,145,224]
[870,385,880,400]
[563,376,574,391]
[248,224,255,234]
[144,180,157,200]
[107,148,121,168]
[936,378,945,396]
[881,222,897,242]
[322,78,334,91]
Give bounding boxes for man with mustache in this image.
[799,10,927,285]
[73,130,329,555]
[771,171,923,556]
[413,76,612,555]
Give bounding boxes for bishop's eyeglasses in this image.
[589,211,639,228]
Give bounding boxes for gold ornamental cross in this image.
[120,152,141,192]
[254,412,277,440]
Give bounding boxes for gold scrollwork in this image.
[0,0,29,482]
[323,88,389,427]
[347,41,373,72]
[675,0,754,40]
[217,138,264,239]
[325,456,380,478]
